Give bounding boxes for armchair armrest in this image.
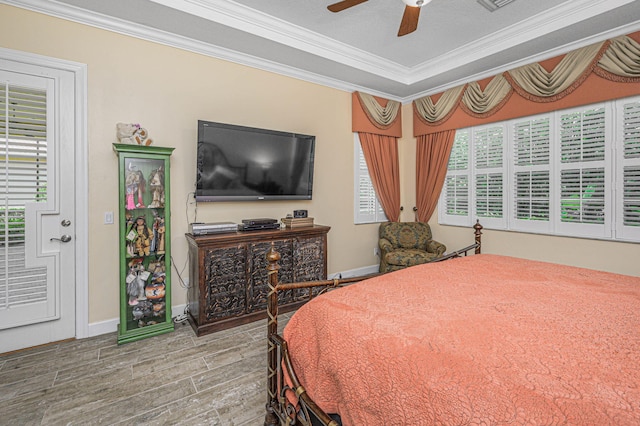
[426,240,446,256]
[379,238,393,253]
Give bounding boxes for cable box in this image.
[240,222,281,232]
[190,222,238,236]
[241,218,278,226]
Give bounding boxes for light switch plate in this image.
[104,211,114,224]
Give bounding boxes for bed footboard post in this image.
[474,220,483,254]
[264,243,281,426]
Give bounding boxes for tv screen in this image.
[196,121,316,202]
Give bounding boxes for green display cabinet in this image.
[113,143,175,344]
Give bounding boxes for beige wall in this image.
[0,5,387,323]
[1,5,638,326]
[431,219,640,276]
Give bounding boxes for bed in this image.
[263,224,640,426]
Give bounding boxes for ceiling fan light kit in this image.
[402,0,431,7]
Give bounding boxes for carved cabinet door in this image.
[248,239,293,312]
[204,244,247,320]
[292,236,326,302]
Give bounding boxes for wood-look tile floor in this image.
[0,315,289,425]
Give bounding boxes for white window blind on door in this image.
[0,83,48,310]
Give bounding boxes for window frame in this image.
[439,96,639,243]
[353,133,387,224]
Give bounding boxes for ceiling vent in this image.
[477,0,516,11]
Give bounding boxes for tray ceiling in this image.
[5,0,640,101]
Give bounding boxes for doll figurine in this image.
[126,259,148,305]
[125,163,146,210]
[156,217,166,255]
[148,166,165,208]
[125,213,136,256]
[134,216,152,256]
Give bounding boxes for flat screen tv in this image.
[196,120,316,202]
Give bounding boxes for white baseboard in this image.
[85,267,377,338]
[328,264,379,279]
[86,304,187,338]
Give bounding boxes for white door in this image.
[0,60,76,353]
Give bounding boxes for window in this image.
[441,129,469,226]
[439,96,639,242]
[354,134,387,224]
[513,116,550,232]
[617,100,640,240]
[473,126,506,228]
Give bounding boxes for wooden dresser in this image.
[185,225,329,336]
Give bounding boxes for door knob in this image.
[50,235,72,243]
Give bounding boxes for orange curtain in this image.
[359,132,401,222]
[415,130,456,222]
[353,92,402,222]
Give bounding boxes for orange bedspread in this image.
[283,254,640,425]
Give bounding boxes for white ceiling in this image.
[6,0,640,102]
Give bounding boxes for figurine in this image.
[125,213,136,257]
[152,301,166,318]
[150,213,162,254]
[116,123,153,146]
[134,216,152,256]
[145,261,166,301]
[132,300,153,320]
[126,259,148,305]
[148,166,165,208]
[156,217,166,255]
[125,163,146,209]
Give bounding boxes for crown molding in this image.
[2,0,638,103]
[407,0,640,84]
[407,19,640,101]
[149,0,410,81]
[149,0,639,87]
[1,0,405,101]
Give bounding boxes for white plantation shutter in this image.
[439,130,470,225]
[444,175,469,216]
[439,96,637,243]
[560,168,605,224]
[557,106,610,237]
[473,126,505,227]
[512,117,551,231]
[0,83,48,310]
[617,99,640,240]
[354,134,386,224]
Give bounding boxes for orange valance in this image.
[413,31,640,136]
[352,92,402,138]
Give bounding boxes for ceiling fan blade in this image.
[398,5,421,36]
[327,0,368,13]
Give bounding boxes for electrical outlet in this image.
[374,247,380,257]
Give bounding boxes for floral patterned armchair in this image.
[378,222,446,273]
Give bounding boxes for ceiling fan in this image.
[327,0,432,37]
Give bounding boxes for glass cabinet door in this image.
[114,144,175,344]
